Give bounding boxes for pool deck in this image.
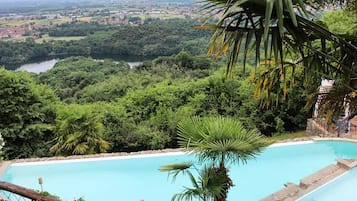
[260,158,357,201]
[261,137,357,201]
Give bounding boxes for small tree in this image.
[50,105,109,156]
[160,116,268,201]
[0,68,58,159]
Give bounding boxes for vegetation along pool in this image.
[2,140,357,201]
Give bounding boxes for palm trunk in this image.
[214,160,233,201]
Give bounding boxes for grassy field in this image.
[35,34,86,43]
[0,16,93,27]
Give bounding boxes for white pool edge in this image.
[10,151,186,166]
[7,138,357,167]
[295,170,351,201]
[10,141,314,167]
[269,140,313,147]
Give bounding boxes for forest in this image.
[1,10,354,160]
[0,53,310,160]
[0,19,210,69]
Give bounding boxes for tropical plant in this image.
[160,116,268,201]
[198,0,357,120]
[160,163,228,201]
[322,10,357,35]
[199,0,356,70]
[50,105,109,156]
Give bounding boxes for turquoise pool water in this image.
[298,167,357,201]
[2,140,357,201]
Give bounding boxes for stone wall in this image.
[306,118,338,137]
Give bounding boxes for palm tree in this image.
[198,0,357,119]
[50,107,109,156]
[199,0,356,70]
[160,116,268,201]
[161,163,229,201]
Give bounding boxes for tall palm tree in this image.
[160,116,268,201]
[198,0,357,118]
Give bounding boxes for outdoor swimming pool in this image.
[1,140,357,201]
[298,167,357,201]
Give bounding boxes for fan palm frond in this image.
[170,165,228,201]
[177,116,267,165]
[73,143,89,155]
[163,116,268,201]
[159,162,195,182]
[198,0,357,110]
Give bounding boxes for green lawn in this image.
[266,131,308,144]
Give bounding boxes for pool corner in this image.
[260,158,357,201]
[0,161,12,178]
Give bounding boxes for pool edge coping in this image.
[312,136,357,143]
[1,136,357,166]
[0,161,11,179]
[1,148,186,167]
[260,137,357,201]
[294,169,351,201]
[0,138,307,167]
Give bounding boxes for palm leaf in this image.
[159,162,194,182]
[159,162,193,172]
[177,116,267,165]
[73,143,89,155]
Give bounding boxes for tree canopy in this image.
[0,68,58,159]
[0,53,311,159]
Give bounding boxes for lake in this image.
[17,59,143,73]
[17,59,59,73]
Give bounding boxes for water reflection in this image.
[17,59,58,74]
[18,58,144,73]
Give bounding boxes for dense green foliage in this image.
[0,40,52,69]
[50,18,210,58]
[50,104,109,156]
[322,10,357,35]
[47,22,114,37]
[0,52,311,159]
[0,68,58,159]
[90,19,210,57]
[37,57,130,103]
[0,19,210,69]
